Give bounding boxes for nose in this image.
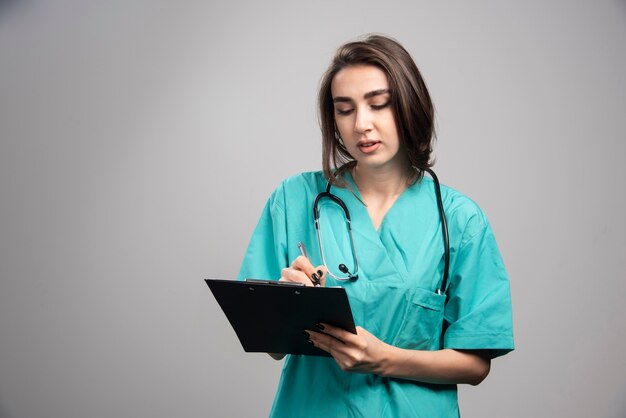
[354,107,373,134]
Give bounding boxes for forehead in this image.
[331,65,389,98]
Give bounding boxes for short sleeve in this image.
[442,220,514,358]
[237,185,289,282]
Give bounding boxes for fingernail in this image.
[311,273,320,283]
[307,339,314,345]
[302,330,310,338]
[317,270,324,277]
[315,323,325,331]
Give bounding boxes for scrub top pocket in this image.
[393,287,446,350]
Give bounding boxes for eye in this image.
[335,107,354,116]
[371,101,391,111]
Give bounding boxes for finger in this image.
[280,267,313,286]
[306,329,347,356]
[317,323,360,344]
[307,330,361,371]
[291,256,320,285]
[305,330,330,353]
[315,265,328,287]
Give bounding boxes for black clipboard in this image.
[205,278,356,357]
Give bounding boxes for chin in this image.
[356,157,396,170]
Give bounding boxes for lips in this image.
[357,140,381,154]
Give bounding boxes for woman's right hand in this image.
[279,256,327,287]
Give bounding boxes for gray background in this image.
[1,1,625,417]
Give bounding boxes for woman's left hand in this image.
[307,324,492,384]
[306,323,390,375]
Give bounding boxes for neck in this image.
[351,163,413,199]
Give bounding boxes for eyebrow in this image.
[333,89,390,103]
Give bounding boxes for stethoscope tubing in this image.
[313,168,450,295]
[422,168,450,295]
[314,182,359,281]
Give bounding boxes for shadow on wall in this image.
[0,0,24,18]
[0,0,18,9]
[0,402,10,418]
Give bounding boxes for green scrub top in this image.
[238,171,514,418]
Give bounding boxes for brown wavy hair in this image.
[318,34,435,185]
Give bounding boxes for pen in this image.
[297,242,321,287]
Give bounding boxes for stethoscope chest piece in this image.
[338,263,358,281]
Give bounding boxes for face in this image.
[331,65,406,172]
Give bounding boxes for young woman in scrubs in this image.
[238,34,514,417]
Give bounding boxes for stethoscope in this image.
[313,167,450,295]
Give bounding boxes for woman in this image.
[238,34,514,417]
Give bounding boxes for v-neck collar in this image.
[341,170,417,236]
[320,170,437,284]
[324,171,419,283]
